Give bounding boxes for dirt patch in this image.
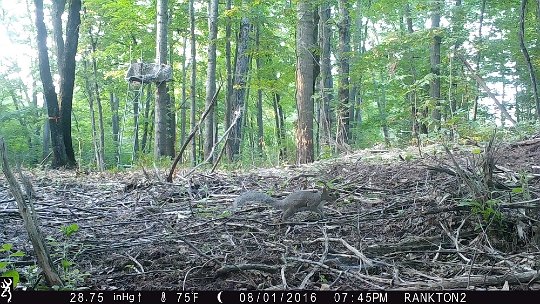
[1,142,540,290]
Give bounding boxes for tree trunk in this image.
[141,85,152,153]
[83,60,100,170]
[272,93,286,162]
[472,0,486,121]
[319,4,333,146]
[228,16,251,161]
[190,0,197,166]
[89,32,105,170]
[110,92,120,166]
[204,0,218,162]
[52,0,66,76]
[133,87,141,157]
[255,25,264,156]
[34,0,68,168]
[167,6,176,159]
[336,0,351,147]
[296,0,315,164]
[537,0,540,36]
[224,0,233,163]
[376,74,390,146]
[155,0,172,158]
[180,36,188,157]
[404,3,422,141]
[350,0,367,143]
[42,117,51,161]
[59,0,81,167]
[430,0,442,129]
[447,0,464,139]
[520,0,540,119]
[312,8,320,97]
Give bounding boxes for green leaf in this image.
[1,243,13,252]
[9,250,25,258]
[61,259,74,269]
[61,224,79,237]
[471,148,482,154]
[512,187,523,194]
[0,261,8,270]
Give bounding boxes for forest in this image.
[1,0,540,294]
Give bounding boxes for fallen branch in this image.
[0,137,63,287]
[457,55,516,124]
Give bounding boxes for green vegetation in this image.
[0,0,538,168]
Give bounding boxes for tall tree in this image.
[519,0,540,119]
[430,0,442,129]
[59,0,81,167]
[296,0,315,164]
[155,0,173,158]
[255,25,264,156]
[224,0,233,162]
[472,0,486,121]
[404,2,422,140]
[336,0,351,147]
[227,13,251,161]
[204,0,218,162]
[141,85,153,154]
[88,26,106,171]
[34,0,81,168]
[110,92,120,166]
[319,3,333,146]
[180,36,188,156]
[52,0,66,76]
[189,0,197,166]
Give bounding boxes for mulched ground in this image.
[1,140,540,291]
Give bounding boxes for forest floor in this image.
[1,138,540,291]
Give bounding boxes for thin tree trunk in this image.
[350,0,366,143]
[404,2,422,141]
[204,0,218,162]
[430,0,442,129]
[89,31,105,170]
[141,84,152,153]
[448,0,464,139]
[51,0,66,76]
[110,92,120,166]
[255,25,264,156]
[180,35,188,157]
[472,0,486,121]
[224,0,233,162]
[167,6,176,158]
[189,0,197,166]
[376,74,390,145]
[319,4,333,146]
[296,0,315,164]
[336,0,351,147]
[83,60,100,169]
[272,93,286,162]
[520,0,540,119]
[133,88,141,157]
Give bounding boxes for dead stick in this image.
[0,137,63,287]
[457,55,516,124]
[167,85,221,182]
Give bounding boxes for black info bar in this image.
[2,290,539,304]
